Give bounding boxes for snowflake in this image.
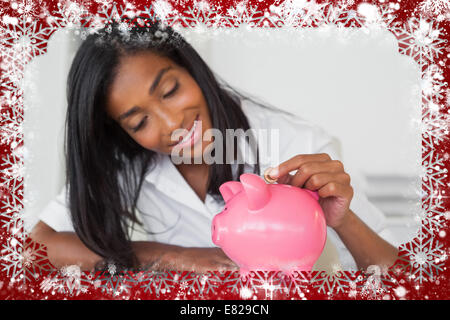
[238,286,253,299]
[418,0,450,21]
[415,131,448,236]
[310,268,357,296]
[176,271,222,297]
[137,271,175,296]
[0,201,23,234]
[20,247,35,268]
[320,2,355,26]
[178,281,189,294]
[420,137,447,206]
[419,198,447,236]
[0,111,23,147]
[151,0,176,23]
[1,236,26,283]
[179,4,222,29]
[276,270,309,297]
[0,154,24,184]
[272,0,328,27]
[358,2,401,30]
[1,237,53,284]
[221,270,293,298]
[0,174,24,233]
[193,0,212,12]
[0,90,20,114]
[414,101,450,145]
[0,0,449,299]
[393,285,409,298]
[52,0,91,27]
[92,270,138,297]
[0,17,57,154]
[247,271,285,299]
[139,5,163,25]
[223,1,264,27]
[95,3,129,24]
[94,0,114,9]
[358,265,396,299]
[391,18,447,69]
[222,271,248,294]
[6,0,41,22]
[398,230,445,284]
[0,15,57,61]
[40,265,90,296]
[421,64,447,101]
[107,263,116,275]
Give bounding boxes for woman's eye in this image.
[132,116,148,133]
[131,82,179,133]
[162,81,179,99]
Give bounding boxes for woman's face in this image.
[105,51,213,159]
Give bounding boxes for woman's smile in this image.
[169,113,201,148]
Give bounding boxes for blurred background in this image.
[23,25,422,247]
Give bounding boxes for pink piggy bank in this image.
[211,173,327,276]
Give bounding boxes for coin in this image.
[264,168,278,184]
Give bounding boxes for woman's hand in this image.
[265,153,354,229]
[163,247,239,274]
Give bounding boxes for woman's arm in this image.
[333,209,398,270]
[30,221,238,273]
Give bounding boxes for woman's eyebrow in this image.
[118,105,140,122]
[118,66,172,122]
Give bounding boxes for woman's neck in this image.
[174,162,211,203]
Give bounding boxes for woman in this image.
[30,20,398,273]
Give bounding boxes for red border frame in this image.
[0,0,449,300]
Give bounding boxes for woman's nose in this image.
[154,108,184,138]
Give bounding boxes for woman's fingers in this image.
[317,181,354,200]
[290,161,345,188]
[275,173,294,185]
[265,155,347,192]
[266,153,331,183]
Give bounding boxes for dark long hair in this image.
[64,20,290,269]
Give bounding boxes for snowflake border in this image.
[0,0,448,299]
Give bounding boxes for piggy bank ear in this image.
[219,181,244,203]
[239,173,271,211]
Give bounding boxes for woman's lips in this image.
[169,114,200,147]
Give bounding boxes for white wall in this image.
[23,28,80,232]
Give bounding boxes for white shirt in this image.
[38,98,388,270]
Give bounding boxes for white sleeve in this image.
[37,185,75,232]
[310,124,389,270]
